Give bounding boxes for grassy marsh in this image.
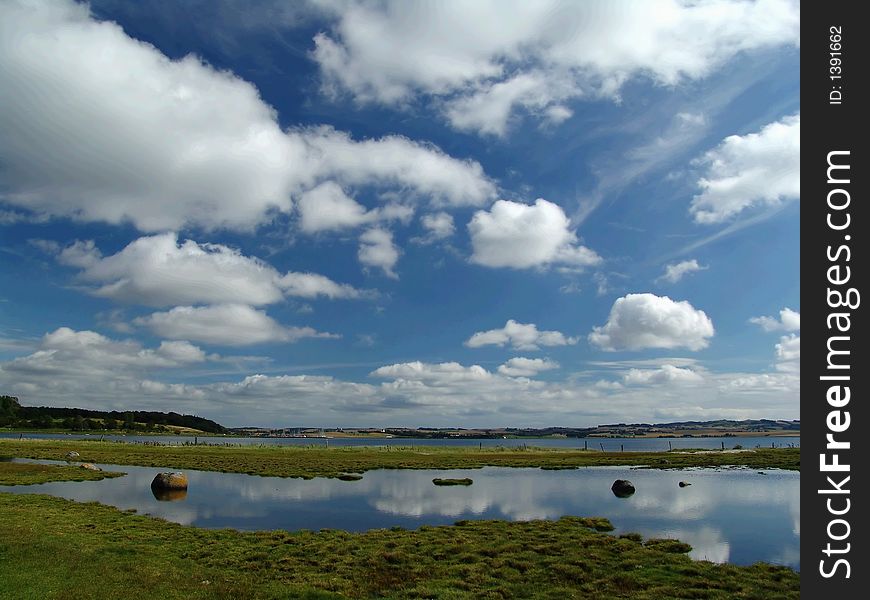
[0,493,799,599]
[0,440,799,479]
[0,461,125,486]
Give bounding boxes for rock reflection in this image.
[151,487,188,502]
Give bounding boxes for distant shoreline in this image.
[591,430,799,438]
[1,428,800,440]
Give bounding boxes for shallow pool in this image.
[0,460,799,569]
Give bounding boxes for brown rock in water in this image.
[611,479,635,498]
[151,472,188,490]
[80,463,101,471]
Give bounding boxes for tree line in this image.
[0,395,225,433]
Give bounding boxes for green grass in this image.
[0,441,799,598]
[0,440,799,480]
[0,493,798,599]
[0,461,125,486]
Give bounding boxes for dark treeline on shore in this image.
[0,396,225,434]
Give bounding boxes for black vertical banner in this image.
[803,2,867,596]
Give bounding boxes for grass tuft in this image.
[0,461,125,486]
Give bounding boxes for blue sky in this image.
[0,0,800,428]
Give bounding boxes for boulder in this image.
[151,472,188,490]
[678,481,691,487]
[80,463,101,471]
[65,451,80,459]
[611,479,635,498]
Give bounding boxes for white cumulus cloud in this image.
[775,334,799,374]
[296,181,414,233]
[57,240,101,269]
[277,272,374,300]
[300,126,495,208]
[358,228,400,278]
[51,233,368,306]
[657,259,707,284]
[468,199,601,269]
[135,304,338,347]
[748,308,799,374]
[312,0,799,136]
[498,357,560,377]
[690,114,800,223]
[0,0,496,231]
[623,365,704,385]
[589,293,714,351]
[466,320,578,351]
[444,70,577,137]
[0,341,798,426]
[750,308,800,332]
[0,327,208,379]
[419,212,455,242]
[297,182,372,232]
[371,362,492,384]
[153,340,209,365]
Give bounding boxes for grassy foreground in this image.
[0,461,125,486]
[0,439,799,479]
[0,493,798,599]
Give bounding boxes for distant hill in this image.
[226,419,800,439]
[577,419,799,438]
[381,420,799,439]
[0,395,226,434]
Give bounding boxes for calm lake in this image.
[1,459,799,570]
[0,432,800,452]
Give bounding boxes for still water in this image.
[0,432,800,452]
[1,459,799,569]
